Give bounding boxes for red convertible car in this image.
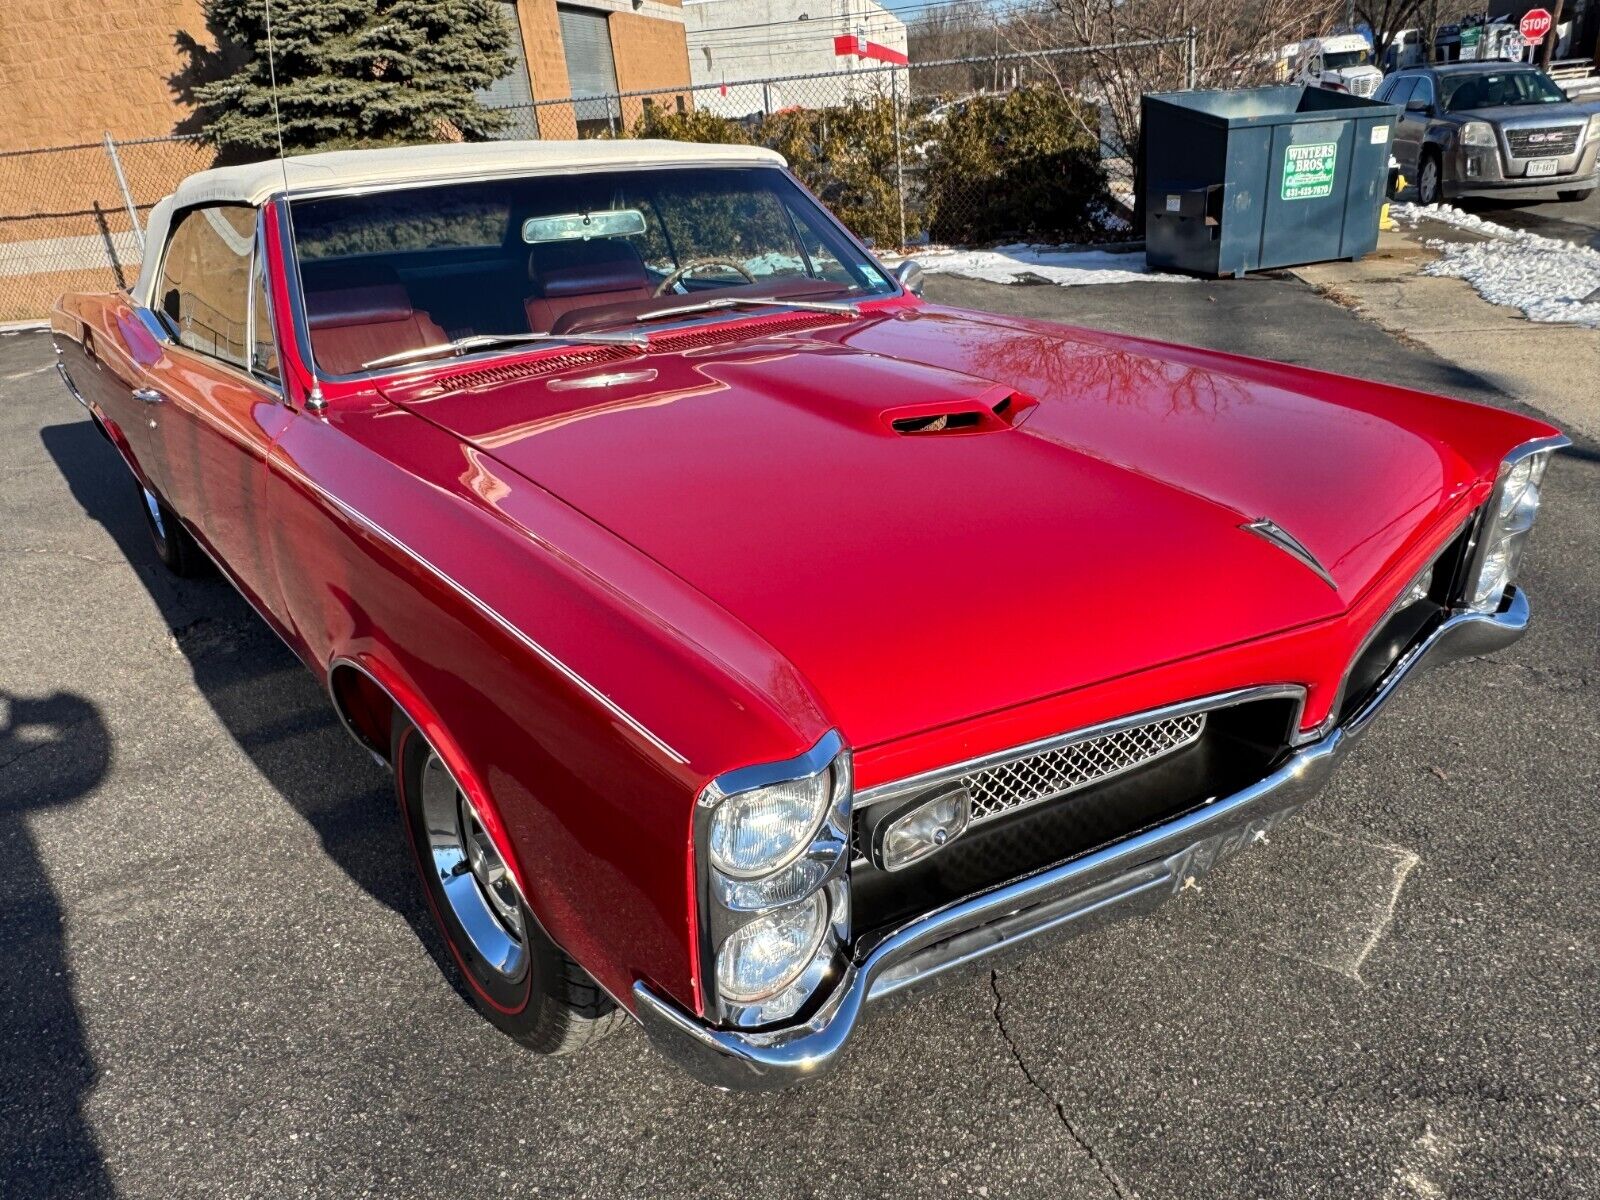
[53,141,1563,1088]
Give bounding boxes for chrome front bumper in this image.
[634,590,1533,1090]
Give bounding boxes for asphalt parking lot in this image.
[1462,186,1600,250]
[3,272,1598,1199]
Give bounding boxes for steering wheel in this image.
[653,258,756,297]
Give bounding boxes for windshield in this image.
[1442,69,1566,111]
[1323,49,1372,69]
[288,166,894,376]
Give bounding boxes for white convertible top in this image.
[133,139,787,306]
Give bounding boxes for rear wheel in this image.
[1417,152,1443,206]
[1558,188,1594,203]
[137,480,206,576]
[391,714,625,1055]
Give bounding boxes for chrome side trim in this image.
[855,685,1306,812]
[270,458,687,765]
[1242,517,1338,590]
[633,589,1533,1090]
[56,362,88,408]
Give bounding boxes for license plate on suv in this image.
[1527,158,1560,177]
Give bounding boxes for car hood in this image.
[1449,102,1590,123]
[382,308,1487,750]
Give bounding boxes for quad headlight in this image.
[708,772,832,879]
[1467,445,1555,613]
[715,892,830,1004]
[697,732,852,1025]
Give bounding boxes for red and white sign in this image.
[832,34,909,66]
[1519,8,1552,44]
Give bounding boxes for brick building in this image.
[0,0,694,319]
[0,0,693,149]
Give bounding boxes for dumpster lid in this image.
[1145,85,1400,128]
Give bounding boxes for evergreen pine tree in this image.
[189,0,517,156]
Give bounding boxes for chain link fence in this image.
[1,134,214,323]
[2,39,1193,323]
[488,40,1194,249]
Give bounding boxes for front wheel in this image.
[392,715,625,1055]
[1558,188,1594,203]
[1417,153,1444,206]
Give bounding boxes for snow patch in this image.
[914,243,1190,287]
[1391,202,1600,328]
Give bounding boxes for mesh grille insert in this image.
[961,712,1206,822]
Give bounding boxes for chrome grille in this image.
[961,712,1206,823]
[1351,76,1377,97]
[1505,126,1580,158]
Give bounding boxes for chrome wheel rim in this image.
[1420,160,1438,203]
[420,749,527,978]
[141,487,166,540]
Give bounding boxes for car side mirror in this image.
[1406,97,1431,115]
[893,259,925,297]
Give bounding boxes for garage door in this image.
[558,6,623,134]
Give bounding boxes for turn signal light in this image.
[877,785,973,872]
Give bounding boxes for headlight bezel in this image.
[1458,120,1496,148]
[695,730,853,1028]
[1461,436,1565,614]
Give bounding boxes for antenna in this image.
[263,0,326,413]
[263,0,290,187]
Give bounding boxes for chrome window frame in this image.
[136,200,285,404]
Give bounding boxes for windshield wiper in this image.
[634,295,861,324]
[360,330,647,371]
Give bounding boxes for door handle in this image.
[132,387,166,405]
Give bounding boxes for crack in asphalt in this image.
[989,968,1134,1199]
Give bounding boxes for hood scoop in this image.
[885,388,1036,436]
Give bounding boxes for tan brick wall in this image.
[609,11,694,129]
[0,0,211,151]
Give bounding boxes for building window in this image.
[476,1,538,140]
[558,5,623,136]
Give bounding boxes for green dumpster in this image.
[1140,86,1401,278]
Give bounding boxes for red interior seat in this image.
[525,239,653,333]
[305,274,448,375]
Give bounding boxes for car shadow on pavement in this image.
[0,689,116,1198]
[37,420,475,1009]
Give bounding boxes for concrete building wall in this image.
[684,0,907,117]
[0,0,211,151]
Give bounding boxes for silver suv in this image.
[1376,63,1599,205]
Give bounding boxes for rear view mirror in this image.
[523,209,647,244]
[1406,97,1431,114]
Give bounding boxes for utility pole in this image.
[1540,0,1564,67]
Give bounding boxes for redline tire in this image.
[391,714,625,1055]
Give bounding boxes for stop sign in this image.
[1520,7,1552,44]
